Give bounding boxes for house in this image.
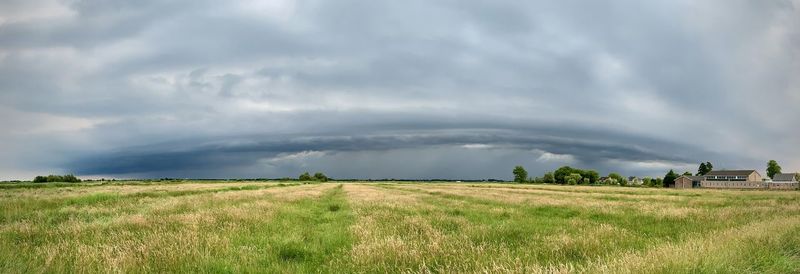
[674,175,703,189]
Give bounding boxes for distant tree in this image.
[696,162,714,176]
[549,166,601,184]
[565,173,582,185]
[663,170,678,188]
[313,172,328,182]
[582,178,590,185]
[654,178,663,187]
[553,166,577,184]
[682,171,692,176]
[582,170,600,184]
[32,174,80,183]
[795,173,800,182]
[512,166,528,183]
[697,162,707,176]
[299,172,312,181]
[766,160,782,179]
[614,174,629,187]
[608,173,624,185]
[543,172,555,184]
[642,177,653,187]
[63,174,79,182]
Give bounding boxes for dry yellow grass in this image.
[2,182,798,273]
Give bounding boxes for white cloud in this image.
[462,144,494,149]
[535,150,576,163]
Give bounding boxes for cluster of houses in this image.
[673,170,799,190]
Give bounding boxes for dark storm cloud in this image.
[1,0,798,179]
[68,126,712,178]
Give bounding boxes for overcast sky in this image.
[1,0,798,180]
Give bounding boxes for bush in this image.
[314,172,329,182]
[32,174,81,183]
[298,172,312,181]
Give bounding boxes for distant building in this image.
[673,170,798,190]
[701,170,763,189]
[770,173,799,190]
[674,175,703,189]
[773,173,798,182]
[704,170,762,182]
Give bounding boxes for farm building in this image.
[674,176,703,189]
[673,170,799,190]
[700,170,763,189]
[769,173,799,190]
[773,173,798,182]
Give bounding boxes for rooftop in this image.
[705,170,758,176]
[773,173,798,182]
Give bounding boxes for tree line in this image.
[33,174,81,183]
[298,172,329,182]
[515,159,797,188]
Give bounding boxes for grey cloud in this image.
[1,0,798,180]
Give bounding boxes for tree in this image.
[696,162,713,176]
[513,166,528,183]
[654,178,663,187]
[542,172,555,184]
[32,174,80,183]
[663,170,678,188]
[608,173,624,185]
[553,166,577,184]
[299,172,312,181]
[642,177,653,187]
[795,173,800,182]
[553,166,599,184]
[565,173,582,185]
[313,172,328,182]
[564,173,583,185]
[697,162,707,176]
[682,171,692,176]
[766,160,782,179]
[582,170,600,184]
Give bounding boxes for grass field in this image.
[1,181,799,273]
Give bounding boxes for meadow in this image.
[1,181,798,273]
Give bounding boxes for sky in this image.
[1,0,799,180]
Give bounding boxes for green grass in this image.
[0,182,798,273]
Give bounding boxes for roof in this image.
[705,170,758,176]
[677,175,703,181]
[773,173,798,182]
